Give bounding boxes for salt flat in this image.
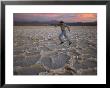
[13,26,97,75]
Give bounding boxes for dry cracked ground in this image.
[13,26,97,75]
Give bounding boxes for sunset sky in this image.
[14,13,97,23]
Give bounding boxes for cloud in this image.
[14,13,97,22]
[77,13,97,22]
[63,13,97,22]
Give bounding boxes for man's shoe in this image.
[69,41,72,45]
[60,42,64,44]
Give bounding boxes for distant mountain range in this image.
[14,20,97,26]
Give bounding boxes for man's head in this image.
[59,21,64,25]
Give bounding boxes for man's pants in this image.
[59,30,70,42]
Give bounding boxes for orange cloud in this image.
[73,13,97,22]
[79,13,96,19]
[61,13,97,22]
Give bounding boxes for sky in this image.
[14,13,97,23]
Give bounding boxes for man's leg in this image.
[64,31,72,45]
[59,32,64,44]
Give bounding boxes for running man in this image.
[56,21,72,45]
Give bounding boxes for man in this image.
[56,21,72,45]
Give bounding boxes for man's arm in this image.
[66,26,70,32]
